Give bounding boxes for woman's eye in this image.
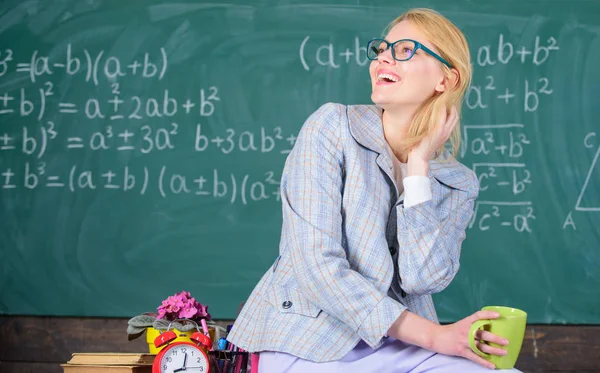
[378,48,385,54]
[403,47,414,54]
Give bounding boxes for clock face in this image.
[158,343,209,373]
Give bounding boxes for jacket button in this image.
[282,301,292,309]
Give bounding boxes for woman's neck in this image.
[382,106,417,163]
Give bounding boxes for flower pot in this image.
[146,326,216,354]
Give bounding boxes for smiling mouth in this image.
[377,73,400,83]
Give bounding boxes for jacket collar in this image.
[347,104,471,192]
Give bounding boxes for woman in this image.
[227,8,520,372]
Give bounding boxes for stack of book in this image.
[61,353,155,373]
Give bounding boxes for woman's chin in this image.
[371,93,397,109]
[371,92,421,111]
[370,92,386,105]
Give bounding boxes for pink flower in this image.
[165,303,179,313]
[179,303,198,319]
[195,303,211,319]
[156,290,211,322]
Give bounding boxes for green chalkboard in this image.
[1,0,599,323]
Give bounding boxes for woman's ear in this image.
[435,68,459,92]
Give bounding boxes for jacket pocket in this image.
[266,285,322,318]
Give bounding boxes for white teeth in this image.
[377,73,399,82]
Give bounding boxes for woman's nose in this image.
[377,48,395,65]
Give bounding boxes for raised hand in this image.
[406,106,459,177]
[412,106,458,161]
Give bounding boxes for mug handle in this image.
[468,319,492,358]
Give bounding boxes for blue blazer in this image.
[227,103,479,362]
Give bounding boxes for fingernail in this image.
[494,312,500,318]
[504,339,510,345]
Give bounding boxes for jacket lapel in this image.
[347,105,399,198]
[346,105,387,154]
[346,104,471,194]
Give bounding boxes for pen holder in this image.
[209,350,249,373]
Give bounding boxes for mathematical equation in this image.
[0,123,298,158]
[465,76,552,113]
[0,45,167,85]
[0,164,281,205]
[462,124,531,159]
[299,34,559,71]
[468,201,535,233]
[0,86,221,121]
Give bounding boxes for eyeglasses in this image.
[366,38,453,68]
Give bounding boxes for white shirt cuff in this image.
[402,176,432,208]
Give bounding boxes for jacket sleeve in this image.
[280,103,406,349]
[396,171,479,296]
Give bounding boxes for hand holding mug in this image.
[468,306,527,369]
[432,309,509,369]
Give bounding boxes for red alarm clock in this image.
[152,320,212,373]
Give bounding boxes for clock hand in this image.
[173,353,188,372]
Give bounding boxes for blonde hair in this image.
[384,8,472,158]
